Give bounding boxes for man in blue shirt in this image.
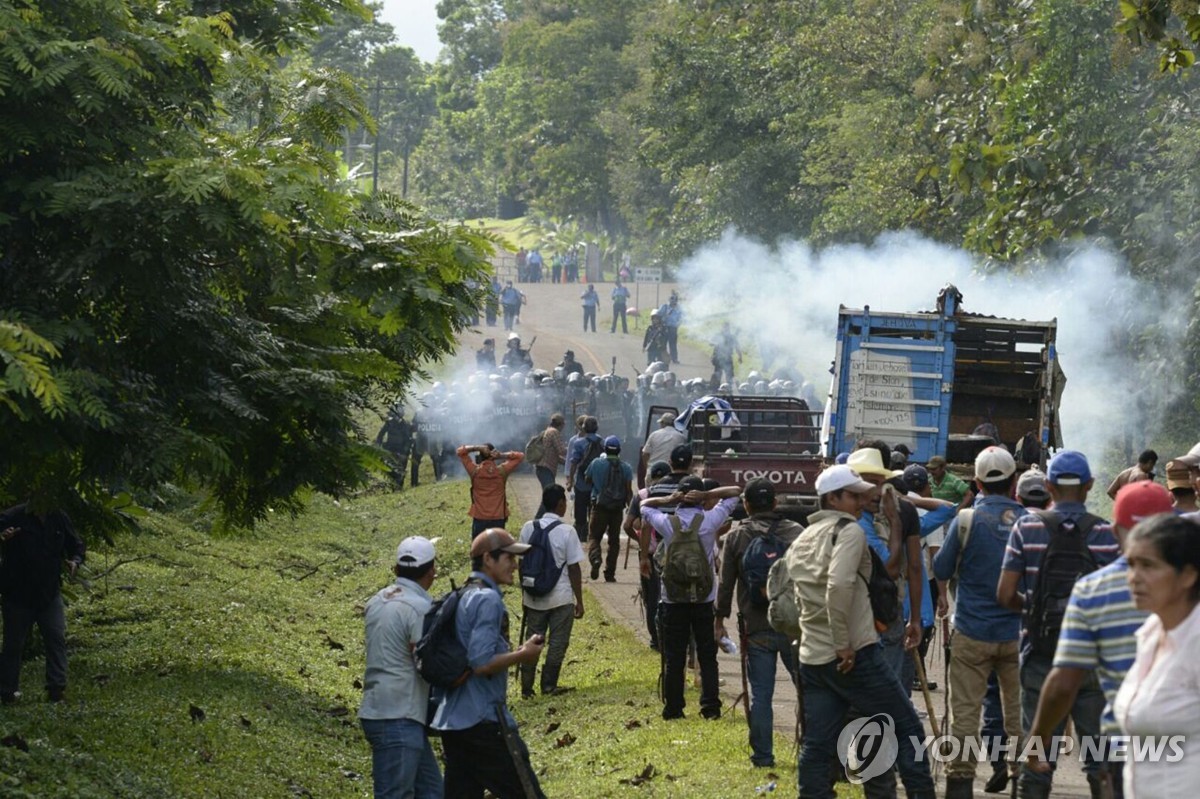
[580,285,600,333]
[499,281,522,331]
[584,436,634,582]
[998,450,1118,799]
[1025,480,1172,799]
[933,447,1026,799]
[610,279,631,333]
[565,417,603,542]
[431,529,546,799]
[658,292,682,364]
[359,536,442,799]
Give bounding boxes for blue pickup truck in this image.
[822,285,1065,466]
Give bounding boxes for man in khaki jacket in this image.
[787,464,935,799]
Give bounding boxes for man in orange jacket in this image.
[457,444,525,536]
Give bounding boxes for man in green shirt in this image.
[927,455,974,505]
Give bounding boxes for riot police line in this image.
[374,359,826,488]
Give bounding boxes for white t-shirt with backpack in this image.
[518,513,584,611]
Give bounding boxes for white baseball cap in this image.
[975,446,1016,482]
[396,536,436,567]
[815,465,876,496]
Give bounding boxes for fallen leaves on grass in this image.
[619,763,656,787]
[188,703,206,722]
[1,734,29,751]
[544,721,561,734]
[554,732,576,748]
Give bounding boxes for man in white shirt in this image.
[359,536,442,799]
[640,414,686,485]
[518,484,586,697]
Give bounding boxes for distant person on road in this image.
[485,277,501,327]
[457,443,524,536]
[518,485,585,697]
[1107,449,1157,500]
[475,338,496,371]
[584,437,633,582]
[642,309,669,365]
[0,497,86,704]
[658,292,683,365]
[565,417,603,542]
[580,285,600,332]
[432,529,546,799]
[375,403,413,490]
[611,279,631,333]
[533,414,568,491]
[359,536,442,799]
[515,247,528,282]
[528,249,543,283]
[550,253,562,284]
[499,281,522,330]
[558,350,583,377]
[710,322,742,385]
[501,332,533,372]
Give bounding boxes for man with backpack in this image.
[585,436,634,582]
[932,446,1027,799]
[640,476,743,721]
[517,484,585,697]
[998,450,1119,799]
[431,529,547,799]
[359,536,442,799]
[787,464,936,798]
[565,417,603,543]
[1024,480,1172,799]
[529,413,567,492]
[714,478,804,768]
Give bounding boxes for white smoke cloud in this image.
[675,229,1186,467]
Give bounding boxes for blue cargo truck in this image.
[822,285,1065,466]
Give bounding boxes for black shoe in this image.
[590,564,600,580]
[47,687,65,703]
[0,692,18,705]
[604,573,616,583]
[521,690,535,700]
[984,766,1009,794]
[543,686,575,696]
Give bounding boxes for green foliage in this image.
[0,0,492,528]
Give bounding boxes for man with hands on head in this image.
[457,443,524,536]
[431,529,548,799]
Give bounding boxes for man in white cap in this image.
[359,536,442,799]
[432,529,547,798]
[932,446,1026,799]
[787,464,935,798]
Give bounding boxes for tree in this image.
[0,0,491,530]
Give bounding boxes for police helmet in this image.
[566,372,583,386]
[738,382,752,393]
[507,332,521,343]
[718,382,732,393]
[651,372,668,387]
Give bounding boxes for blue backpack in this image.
[742,520,784,609]
[519,520,563,597]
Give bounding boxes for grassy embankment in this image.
[0,470,863,798]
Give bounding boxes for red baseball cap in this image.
[1113,481,1174,531]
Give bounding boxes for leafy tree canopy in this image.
[0,0,491,531]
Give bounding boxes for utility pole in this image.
[372,78,381,196]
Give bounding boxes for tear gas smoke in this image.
[675,229,1186,467]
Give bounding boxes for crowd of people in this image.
[357,420,1200,798]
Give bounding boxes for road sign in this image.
[634,267,662,284]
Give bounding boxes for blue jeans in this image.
[747,629,799,766]
[360,718,442,799]
[797,645,935,799]
[1018,653,1105,789]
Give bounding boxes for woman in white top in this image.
[1113,512,1200,798]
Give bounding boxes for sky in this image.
[377,0,442,63]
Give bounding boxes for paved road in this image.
[485,277,1093,798]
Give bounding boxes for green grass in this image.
[0,470,860,797]
[463,216,534,251]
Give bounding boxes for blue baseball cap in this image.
[603,435,621,452]
[1047,450,1092,486]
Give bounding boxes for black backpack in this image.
[832,525,900,629]
[414,579,482,689]
[1025,511,1100,659]
[741,520,784,609]
[595,459,629,510]
[518,520,563,597]
[574,437,603,484]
